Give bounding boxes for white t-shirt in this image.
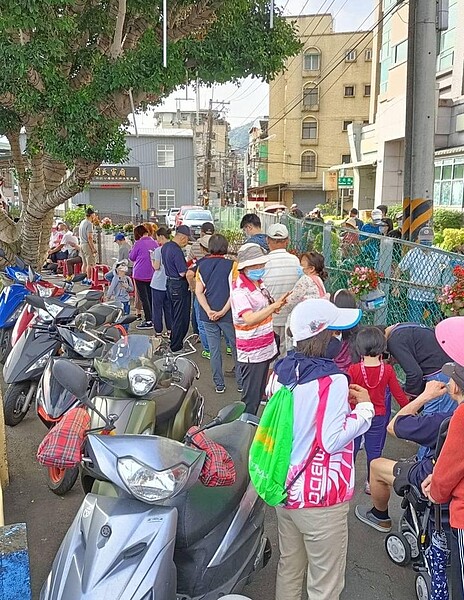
[61,232,78,252]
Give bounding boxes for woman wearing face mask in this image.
[230,243,290,414]
[267,299,373,600]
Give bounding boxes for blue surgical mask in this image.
[247,268,266,281]
[296,265,304,277]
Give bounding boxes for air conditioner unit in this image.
[348,189,354,196]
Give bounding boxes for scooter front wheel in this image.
[47,466,79,496]
[3,382,31,426]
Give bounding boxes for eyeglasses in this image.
[260,288,275,305]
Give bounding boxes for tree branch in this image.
[0,92,16,110]
[109,0,127,59]
[168,0,222,41]
[27,68,45,93]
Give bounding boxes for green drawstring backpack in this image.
[248,385,294,506]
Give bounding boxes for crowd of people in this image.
[44,208,464,599]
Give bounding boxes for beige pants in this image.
[275,502,349,600]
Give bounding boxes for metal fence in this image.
[255,211,463,327]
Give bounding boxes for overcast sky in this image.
[142,1,375,130]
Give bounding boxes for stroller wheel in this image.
[415,572,431,600]
[403,531,420,559]
[385,532,411,566]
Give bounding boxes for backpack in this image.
[248,385,294,506]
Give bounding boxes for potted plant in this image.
[438,265,464,317]
[348,266,386,311]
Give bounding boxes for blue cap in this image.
[176,225,192,238]
[114,233,125,241]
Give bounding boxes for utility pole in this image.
[203,98,214,207]
[202,99,230,207]
[403,0,447,241]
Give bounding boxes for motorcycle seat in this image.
[168,421,255,548]
[88,304,119,326]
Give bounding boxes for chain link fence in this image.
[255,211,463,327]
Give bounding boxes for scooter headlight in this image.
[117,457,189,502]
[26,349,53,374]
[128,367,157,396]
[73,336,98,357]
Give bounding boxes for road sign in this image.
[338,176,354,187]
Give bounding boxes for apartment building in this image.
[155,106,230,203]
[341,0,464,210]
[246,117,269,201]
[266,14,373,213]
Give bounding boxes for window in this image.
[301,151,317,174]
[394,40,408,64]
[342,120,352,132]
[434,157,464,208]
[303,84,319,109]
[341,154,351,164]
[303,49,321,71]
[158,189,176,211]
[365,48,373,61]
[344,85,355,97]
[302,117,318,140]
[157,144,175,167]
[345,49,357,62]
[364,84,371,96]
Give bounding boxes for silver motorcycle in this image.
[40,359,270,600]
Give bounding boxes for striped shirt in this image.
[230,273,276,363]
[262,249,301,326]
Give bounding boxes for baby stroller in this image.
[384,417,451,600]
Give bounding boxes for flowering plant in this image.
[438,265,464,316]
[101,217,112,230]
[348,266,383,299]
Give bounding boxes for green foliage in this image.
[64,205,93,229]
[387,203,403,219]
[313,230,340,258]
[317,200,339,216]
[432,208,463,232]
[219,228,245,254]
[438,228,464,253]
[0,1,300,167]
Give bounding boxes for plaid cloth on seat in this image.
[187,426,236,487]
[37,407,90,468]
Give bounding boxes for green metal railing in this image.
[257,212,463,327]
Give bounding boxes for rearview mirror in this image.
[217,402,245,425]
[52,359,88,400]
[25,295,46,310]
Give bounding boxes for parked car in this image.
[166,207,180,229]
[175,205,197,228]
[182,209,214,238]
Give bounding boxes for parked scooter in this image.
[76,332,204,494]
[2,295,128,427]
[40,360,270,600]
[36,311,134,494]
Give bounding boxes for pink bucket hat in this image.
[435,317,464,365]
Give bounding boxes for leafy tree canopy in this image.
[0,1,300,165]
[0,1,300,265]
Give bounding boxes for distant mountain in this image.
[229,122,252,153]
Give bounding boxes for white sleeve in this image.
[319,376,374,454]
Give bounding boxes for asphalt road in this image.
[3,347,417,600]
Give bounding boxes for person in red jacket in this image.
[422,361,464,598]
[349,326,409,494]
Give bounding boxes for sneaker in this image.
[364,481,371,495]
[82,278,92,285]
[237,387,243,393]
[215,386,226,394]
[136,321,153,330]
[202,350,211,360]
[354,506,392,533]
[226,346,232,356]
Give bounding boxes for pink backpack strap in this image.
[314,376,333,449]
